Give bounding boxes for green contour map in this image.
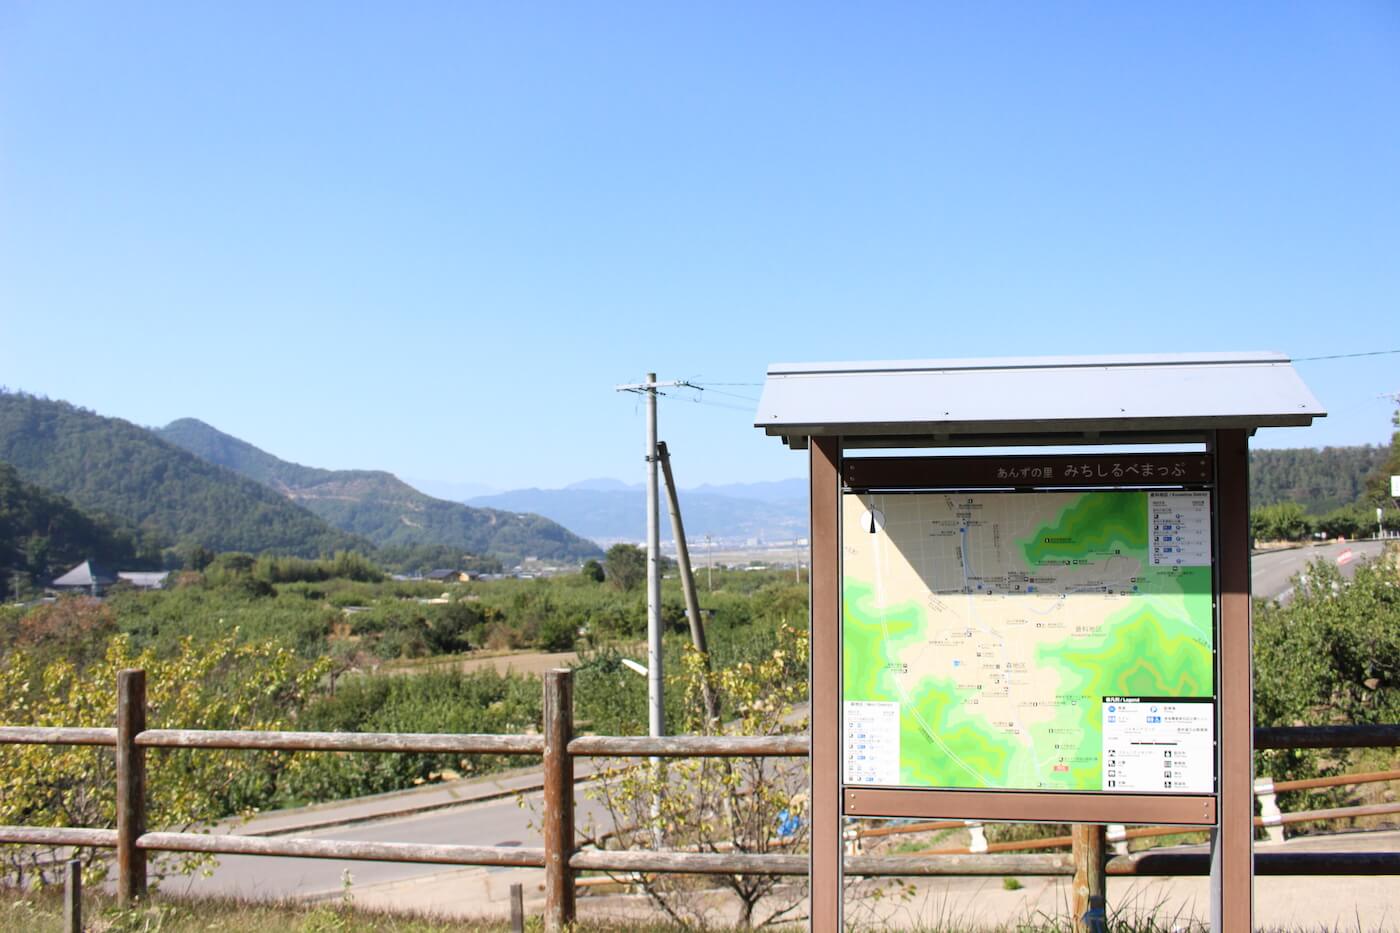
[842,490,1213,791]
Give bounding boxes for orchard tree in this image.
[583,626,811,927]
[1250,501,1312,542]
[0,632,329,888]
[604,543,647,591]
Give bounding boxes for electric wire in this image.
[687,385,760,403]
[1293,349,1400,362]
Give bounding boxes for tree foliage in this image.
[1,561,813,818]
[1250,501,1312,543]
[583,625,812,928]
[280,669,542,805]
[1254,553,1400,809]
[0,391,364,557]
[0,632,328,888]
[1250,445,1390,513]
[0,463,158,600]
[604,543,647,591]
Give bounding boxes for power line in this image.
[1293,349,1400,362]
[667,394,753,413]
[687,385,760,403]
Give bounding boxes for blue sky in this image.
[2,3,1397,492]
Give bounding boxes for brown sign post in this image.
[755,353,1325,932]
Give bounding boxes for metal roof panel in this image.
[755,352,1324,446]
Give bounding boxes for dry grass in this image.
[0,886,1383,932]
[0,888,695,933]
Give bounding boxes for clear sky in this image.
[2,3,1397,493]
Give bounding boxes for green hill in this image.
[157,418,602,564]
[0,462,157,599]
[0,391,365,557]
[1249,445,1390,513]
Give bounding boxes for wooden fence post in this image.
[509,882,525,933]
[116,669,147,904]
[1071,823,1106,933]
[64,858,82,933]
[543,669,575,930]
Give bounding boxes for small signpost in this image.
[755,352,1325,932]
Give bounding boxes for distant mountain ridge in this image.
[473,446,1387,545]
[467,484,808,544]
[0,391,363,556]
[158,419,601,563]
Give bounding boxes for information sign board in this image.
[841,485,1217,796]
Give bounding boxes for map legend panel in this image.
[1101,697,1214,793]
[844,701,900,786]
[1149,491,1211,567]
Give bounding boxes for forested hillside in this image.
[1249,445,1389,513]
[159,418,602,563]
[0,392,364,557]
[0,463,156,599]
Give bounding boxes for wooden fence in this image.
[1,668,1399,932]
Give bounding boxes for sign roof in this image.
[755,351,1325,448]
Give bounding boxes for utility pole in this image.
[704,534,713,591]
[646,373,661,741]
[657,441,719,725]
[615,374,690,741]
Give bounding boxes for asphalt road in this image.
[178,539,1395,904]
[1250,539,1387,602]
[176,779,612,901]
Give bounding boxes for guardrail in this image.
[2,669,1398,932]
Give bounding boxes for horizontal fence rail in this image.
[1270,768,1400,794]
[1,669,1397,933]
[137,833,547,868]
[0,727,117,746]
[1255,724,1400,749]
[134,729,545,755]
[11,723,1399,756]
[567,734,808,757]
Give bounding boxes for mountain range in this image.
[467,477,808,544]
[156,418,601,562]
[466,446,1394,545]
[3,387,1389,568]
[0,391,600,564]
[0,391,365,557]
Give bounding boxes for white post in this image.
[643,374,664,848]
[645,373,663,741]
[1255,777,1285,844]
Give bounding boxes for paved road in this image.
[1251,539,1387,602]
[178,540,1395,906]
[175,776,612,901]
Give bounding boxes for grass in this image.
[0,886,1382,932]
[0,888,700,933]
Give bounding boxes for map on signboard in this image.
[842,490,1215,794]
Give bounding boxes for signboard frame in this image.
[837,452,1220,826]
[763,351,1316,933]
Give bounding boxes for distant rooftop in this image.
[755,351,1325,449]
[51,560,117,588]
